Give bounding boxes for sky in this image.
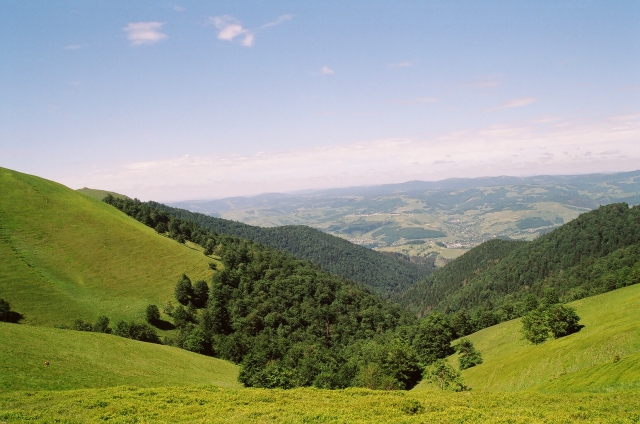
[1,1,639,201]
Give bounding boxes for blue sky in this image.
[1,1,639,201]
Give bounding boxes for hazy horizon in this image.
[2,1,639,201]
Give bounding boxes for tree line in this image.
[100,195,482,390]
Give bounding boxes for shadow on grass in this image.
[152,319,175,331]
[3,311,24,323]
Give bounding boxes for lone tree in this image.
[456,338,483,370]
[426,359,467,391]
[522,303,581,344]
[521,308,550,344]
[546,304,581,338]
[145,304,160,324]
[174,274,193,305]
[0,299,11,322]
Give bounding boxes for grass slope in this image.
[0,167,216,326]
[76,187,130,201]
[415,284,640,392]
[1,386,638,423]
[0,323,240,391]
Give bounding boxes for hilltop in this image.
[0,167,215,326]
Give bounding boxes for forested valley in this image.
[396,203,640,335]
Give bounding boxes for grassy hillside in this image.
[414,284,640,392]
[0,323,240,391]
[2,385,638,423]
[0,167,216,326]
[76,187,130,201]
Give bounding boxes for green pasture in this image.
[0,167,217,326]
[1,385,638,423]
[0,323,240,392]
[414,284,640,392]
[76,187,130,201]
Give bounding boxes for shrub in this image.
[93,316,111,333]
[174,274,193,305]
[456,338,483,370]
[546,304,581,338]
[521,308,550,344]
[113,321,161,344]
[145,304,160,324]
[0,299,11,322]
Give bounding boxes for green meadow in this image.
[1,386,638,423]
[0,323,240,392]
[0,167,217,326]
[412,283,640,393]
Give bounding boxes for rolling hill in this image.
[0,323,240,391]
[412,283,640,393]
[397,203,640,319]
[0,167,216,326]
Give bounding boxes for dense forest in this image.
[397,203,640,332]
[102,196,465,390]
[144,201,434,298]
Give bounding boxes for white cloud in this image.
[123,22,168,46]
[388,61,412,68]
[320,65,334,75]
[173,6,185,12]
[483,97,536,112]
[64,44,81,50]
[68,114,640,201]
[210,14,291,47]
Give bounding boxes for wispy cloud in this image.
[319,65,334,75]
[123,22,168,46]
[621,84,640,92]
[483,97,536,112]
[70,114,640,201]
[173,6,185,12]
[390,97,438,106]
[64,44,81,50]
[209,14,291,47]
[388,61,412,68]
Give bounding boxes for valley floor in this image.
[1,385,639,423]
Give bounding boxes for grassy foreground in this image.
[414,284,640,392]
[0,167,216,326]
[0,323,240,392]
[1,385,639,423]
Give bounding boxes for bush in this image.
[93,316,111,333]
[0,299,11,322]
[71,319,93,332]
[426,359,467,391]
[546,304,581,338]
[113,321,161,344]
[521,308,550,344]
[145,304,160,324]
[521,304,581,344]
[174,274,193,305]
[456,338,483,370]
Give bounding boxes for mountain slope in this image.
[412,283,640,392]
[0,167,215,326]
[0,323,240,391]
[147,202,434,297]
[399,203,640,317]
